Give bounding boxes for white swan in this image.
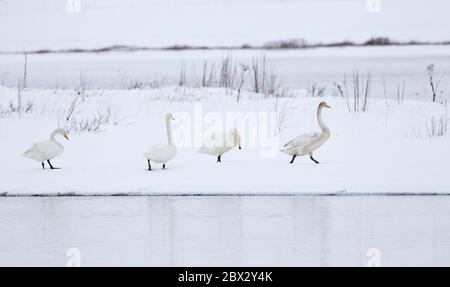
[198,128,241,162]
[144,113,177,170]
[22,128,69,169]
[281,101,331,164]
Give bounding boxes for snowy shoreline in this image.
[2,192,450,197]
[1,86,449,196]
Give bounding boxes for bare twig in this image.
[68,108,112,134]
[382,76,389,108]
[427,101,448,137]
[427,64,444,103]
[66,91,81,121]
[23,52,28,89]
[178,62,186,87]
[236,64,249,103]
[363,72,371,112]
[17,78,22,118]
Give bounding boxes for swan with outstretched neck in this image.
[144,113,177,170]
[281,101,331,164]
[22,128,69,169]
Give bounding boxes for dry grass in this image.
[176,54,289,100]
[67,108,112,134]
[334,72,371,112]
[427,64,445,103]
[427,102,448,137]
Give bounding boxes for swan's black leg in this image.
[163,163,166,170]
[147,159,152,171]
[47,160,59,169]
[217,155,222,163]
[290,155,297,164]
[310,155,320,164]
[42,162,45,169]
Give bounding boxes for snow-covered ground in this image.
[0,86,448,196]
[1,0,450,52]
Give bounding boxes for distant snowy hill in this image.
[1,0,450,51]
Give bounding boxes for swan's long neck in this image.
[50,130,63,148]
[166,118,174,146]
[50,130,59,142]
[317,106,329,133]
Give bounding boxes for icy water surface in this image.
[0,196,449,266]
[1,46,450,98]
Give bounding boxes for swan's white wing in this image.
[144,144,177,163]
[198,145,232,156]
[23,141,63,161]
[198,131,235,156]
[23,143,38,155]
[208,132,231,146]
[283,132,321,150]
[200,131,231,149]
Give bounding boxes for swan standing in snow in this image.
[144,113,177,170]
[281,101,331,164]
[198,128,242,163]
[22,128,69,169]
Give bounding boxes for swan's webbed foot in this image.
[42,162,45,169]
[47,160,60,169]
[310,156,320,164]
[147,159,152,171]
[289,155,297,164]
[163,164,166,170]
[217,155,222,163]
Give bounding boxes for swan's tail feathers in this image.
[22,148,35,158]
[281,140,294,152]
[280,147,291,153]
[22,144,36,155]
[22,151,40,160]
[283,140,293,148]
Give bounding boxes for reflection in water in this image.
[0,196,449,266]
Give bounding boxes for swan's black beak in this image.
[64,134,70,141]
[239,146,242,150]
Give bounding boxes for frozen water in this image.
[0,196,449,266]
[1,46,449,98]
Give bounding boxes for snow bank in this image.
[0,86,449,196]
